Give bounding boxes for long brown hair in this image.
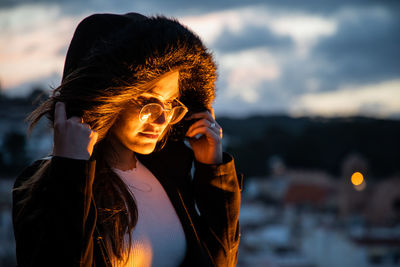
[14,69,179,261]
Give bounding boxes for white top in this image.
[111,159,187,267]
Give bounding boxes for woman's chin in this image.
[133,143,157,155]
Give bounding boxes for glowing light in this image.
[141,114,151,121]
[351,172,364,186]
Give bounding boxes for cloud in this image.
[1,1,399,119]
[267,14,337,56]
[2,0,398,15]
[217,48,281,101]
[313,6,400,90]
[173,5,400,118]
[182,6,336,54]
[290,79,400,117]
[213,24,293,52]
[179,9,245,46]
[0,4,79,90]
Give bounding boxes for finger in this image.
[210,107,215,119]
[186,126,220,140]
[81,123,92,130]
[186,111,214,122]
[187,119,220,136]
[54,102,67,124]
[187,118,218,132]
[69,116,83,124]
[186,111,221,132]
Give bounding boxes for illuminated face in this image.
[111,71,180,154]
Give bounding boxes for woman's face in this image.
[111,71,180,154]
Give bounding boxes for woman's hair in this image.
[14,12,217,262]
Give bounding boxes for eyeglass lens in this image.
[139,104,187,125]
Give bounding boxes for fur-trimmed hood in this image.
[63,12,217,119]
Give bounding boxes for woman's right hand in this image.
[53,102,98,160]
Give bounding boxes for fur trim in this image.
[64,13,217,112]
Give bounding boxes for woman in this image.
[12,12,242,267]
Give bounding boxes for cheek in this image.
[120,109,141,127]
[113,112,142,136]
[122,118,143,136]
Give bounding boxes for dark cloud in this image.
[313,9,400,90]
[214,91,289,117]
[1,0,399,16]
[212,25,293,53]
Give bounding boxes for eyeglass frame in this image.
[131,96,189,125]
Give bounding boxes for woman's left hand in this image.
[185,109,223,165]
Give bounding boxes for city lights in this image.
[351,172,364,186]
[351,172,366,191]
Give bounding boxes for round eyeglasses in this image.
[138,98,188,125]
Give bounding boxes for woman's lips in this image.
[139,132,160,139]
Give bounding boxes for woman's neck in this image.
[107,137,137,171]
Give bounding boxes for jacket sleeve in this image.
[193,153,242,267]
[12,157,97,267]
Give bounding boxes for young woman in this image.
[12,12,242,267]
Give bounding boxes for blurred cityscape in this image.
[237,159,400,267]
[0,89,400,267]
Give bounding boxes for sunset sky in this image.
[0,0,399,118]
